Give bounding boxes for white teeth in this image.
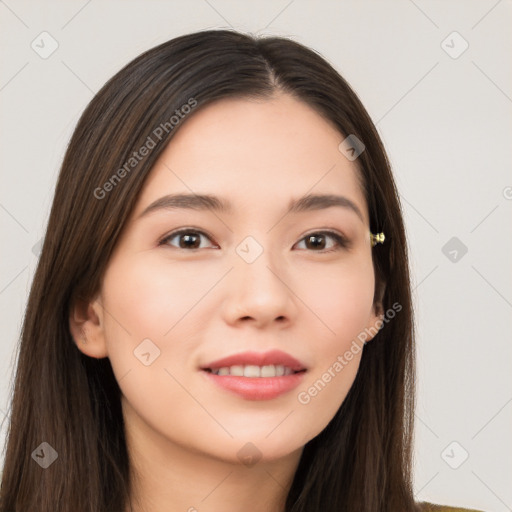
[210,364,297,377]
[229,365,244,377]
[260,365,275,377]
[244,365,261,377]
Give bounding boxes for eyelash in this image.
[158,228,350,253]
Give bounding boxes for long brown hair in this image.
[0,29,418,512]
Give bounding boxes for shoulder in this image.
[417,501,486,512]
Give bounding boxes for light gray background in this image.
[1,1,511,510]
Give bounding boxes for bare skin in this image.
[70,92,383,512]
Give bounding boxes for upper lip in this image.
[201,350,307,372]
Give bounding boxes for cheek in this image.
[99,253,231,394]
[98,256,205,433]
[290,259,374,430]
[298,258,376,343]
[101,254,208,344]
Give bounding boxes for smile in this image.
[204,364,301,377]
[199,349,308,400]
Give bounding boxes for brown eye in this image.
[295,231,349,253]
[160,229,215,250]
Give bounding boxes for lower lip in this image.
[201,370,307,400]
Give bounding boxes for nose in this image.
[221,244,297,329]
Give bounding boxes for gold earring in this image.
[370,232,385,247]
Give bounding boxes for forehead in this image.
[131,94,368,224]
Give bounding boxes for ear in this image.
[69,293,109,359]
[364,278,386,344]
[364,301,385,344]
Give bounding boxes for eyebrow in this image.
[137,192,365,223]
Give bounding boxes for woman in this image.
[0,29,484,512]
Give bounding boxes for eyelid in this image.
[158,227,351,251]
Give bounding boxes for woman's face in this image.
[76,93,382,464]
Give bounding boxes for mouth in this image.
[202,365,306,377]
[199,350,308,400]
[200,349,307,373]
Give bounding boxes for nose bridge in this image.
[227,232,293,319]
[234,233,285,289]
